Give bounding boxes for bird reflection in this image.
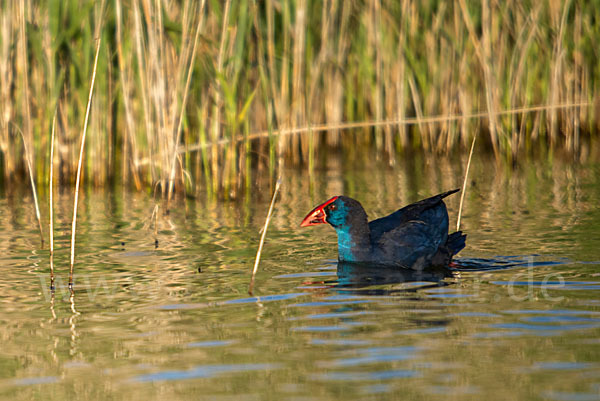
[332,262,456,296]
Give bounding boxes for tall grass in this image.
[69,4,104,287]
[0,0,598,197]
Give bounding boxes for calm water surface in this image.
[1,153,600,400]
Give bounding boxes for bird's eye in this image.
[329,204,337,211]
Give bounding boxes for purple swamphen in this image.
[301,189,466,270]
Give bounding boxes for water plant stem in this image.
[69,13,104,287]
[151,204,159,248]
[49,109,56,254]
[249,178,281,295]
[457,135,476,231]
[12,122,43,247]
[166,0,206,207]
[49,108,56,289]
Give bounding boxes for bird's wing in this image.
[375,220,444,269]
[368,189,458,242]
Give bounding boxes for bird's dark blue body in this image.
[301,189,466,270]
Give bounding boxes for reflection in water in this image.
[48,283,59,366]
[50,254,55,290]
[334,262,453,296]
[0,153,599,400]
[133,363,280,383]
[454,255,570,271]
[327,254,568,296]
[69,289,80,358]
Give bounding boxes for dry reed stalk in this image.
[18,0,33,161]
[49,254,55,291]
[265,0,277,111]
[115,0,142,189]
[133,0,156,183]
[457,135,476,231]
[49,108,56,285]
[370,0,385,152]
[0,7,14,180]
[251,1,273,131]
[307,0,332,121]
[12,123,43,246]
[304,0,335,168]
[153,204,159,237]
[572,9,582,153]
[69,7,104,287]
[149,203,159,247]
[408,75,430,151]
[178,101,591,155]
[132,0,199,195]
[509,5,540,158]
[149,0,170,197]
[249,75,286,294]
[291,0,306,155]
[395,0,409,149]
[209,0,231,193]
[265,0,290,134]
[458,0,500,158]
[548,0,572,146]
[0,1,598,191]
[458,56,471,147]
[249,178,281,295]
[166,0,206,208]
[277,0,291,147]
[326,0,350,147]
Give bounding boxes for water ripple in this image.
[312,369,420,381]
[503,309,600,316]
[133,363,280,382]
[187,340,236,348]
[13,376,59,386]
[274,271,337,278]
[292,325,350,332]
[529,362,596,371]
[320,346,419,368]
[288,310,373,321]
[490,323,600,332]
[310,339,372,346]
[455,256,570,271]
[542,391,600,401]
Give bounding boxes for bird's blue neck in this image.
[334,225,371,263]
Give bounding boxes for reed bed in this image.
[0,0,598,198]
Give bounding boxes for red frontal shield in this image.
[300,196,339,227]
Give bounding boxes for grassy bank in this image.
[0,0,598,197]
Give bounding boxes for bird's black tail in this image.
[438,188,461,200]
[446,231,467,256]
[431,231,467,267]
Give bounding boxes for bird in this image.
[300,189,466,270]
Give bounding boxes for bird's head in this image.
[300,196,367,230]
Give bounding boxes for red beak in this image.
[300,196,339,227]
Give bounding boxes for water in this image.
[1,152,600,400]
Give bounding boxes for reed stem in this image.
[1,2,599,193]
[49,108,57,289]
[12,122,43,247]
[457,135,476,231]
[249,178,281,295]
[179,101,592,154]
[166,0,206,208]
[69,10,104,287]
